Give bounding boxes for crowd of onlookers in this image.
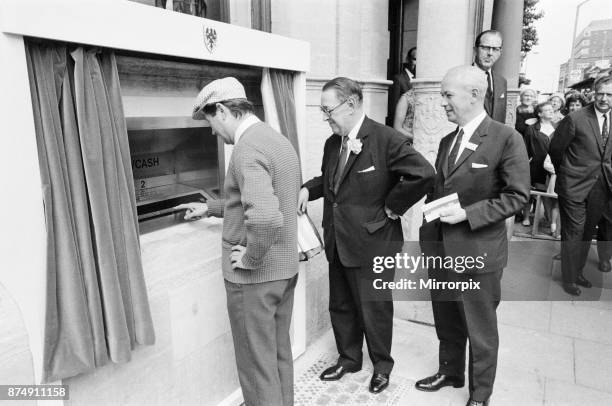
[514,87,594,237]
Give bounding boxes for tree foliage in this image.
[522,0,544,54]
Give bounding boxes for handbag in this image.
[297,212,324,261]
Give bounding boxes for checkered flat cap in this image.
[192,77,247,120]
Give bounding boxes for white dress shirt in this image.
[448,110,487,164]
[234,115,261,145]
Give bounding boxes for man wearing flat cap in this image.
[177,77,301,406]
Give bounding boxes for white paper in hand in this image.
[422,193,461,222]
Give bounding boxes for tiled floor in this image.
[294,239,612,405]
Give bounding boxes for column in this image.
[401,0,473,242]
[491,0,524,88]
[491,0,524,124]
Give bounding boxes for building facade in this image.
[0,1,523,405]
[559,18,612,90]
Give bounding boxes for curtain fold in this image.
[261,68,282,133]
[268,68,300,156]
[26,42,154,383]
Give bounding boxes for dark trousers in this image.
[430,268,502,402]
[225,275,298,406]
[329,248,394,374]
[597,216,612,263]
[559,175,612,285]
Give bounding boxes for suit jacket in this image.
[525,121,556,186]
[486,69,507,124]
[389,70,412,122]
[207,122,301,284]
[549,104,612,201]
[420,115,530,273]
[303,116,435,267]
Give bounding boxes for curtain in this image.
[26,42,155,383]
[263,68,300,157]
[261,69,281,133]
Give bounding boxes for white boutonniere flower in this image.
[347,138,362,155]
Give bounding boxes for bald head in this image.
[444,66,488,100]
[440,65,487,125]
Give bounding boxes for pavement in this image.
[294,237,612,406]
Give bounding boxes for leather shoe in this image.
[599,260,611,272]
[415,373,464,392]
[369,373,389,394]
[576,275,592,288]
[563,283,581,296]
[466,398,489,406]
[319,364,360,381]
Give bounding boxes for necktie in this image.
[333,135,349,190]
[447,128,464,172]
[485,71,493,115]
[603,114,609,147]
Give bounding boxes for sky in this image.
[524,0,612,92]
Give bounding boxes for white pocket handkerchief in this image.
[472,163,488,169]
[358,166,375,173]
[501,93,505,98]
[466,142,478,151]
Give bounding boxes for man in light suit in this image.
[178,77,301,406]
[388,47,417,124]
[298,77,434,394]
[549,70,612,296]
[474,30,507,124]
[416,66,529,406]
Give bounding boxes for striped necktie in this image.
[333,135,349,190]
[602,113,609,147]
[447,128,464,172]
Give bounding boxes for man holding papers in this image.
[416,66,529,406]
[298,77,434,394]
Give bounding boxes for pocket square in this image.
[358,166,375,173]
[471,163,488,168]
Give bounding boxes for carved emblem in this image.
[204,27,217,53]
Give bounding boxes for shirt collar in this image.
[596,107,610,120]
[346,113,366,140]
[234,115,261,144]
[459,110,487,139]
[404,68,414,80]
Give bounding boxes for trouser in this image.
[559,175,612,284]
[430,268,502,402]
[329,248,395,374]
[597,216,612,263]
[225,275,298,406]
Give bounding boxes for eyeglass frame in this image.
[320,98,348,117]
[477,45,502,53]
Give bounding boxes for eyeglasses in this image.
[478,45,502,53]
[320,99,348,117]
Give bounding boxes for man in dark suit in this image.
[298,77,434,394]
[415,66,529,406]
[388,47,417,124]
[474,30,507,124]
[549,70,612,295]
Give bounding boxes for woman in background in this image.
[524,101,558,235]
[515,88,538,138]
[549,93,565,123]
[393,88,416,144]
[564,93,587,115]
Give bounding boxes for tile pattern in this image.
[294,353,410,406]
